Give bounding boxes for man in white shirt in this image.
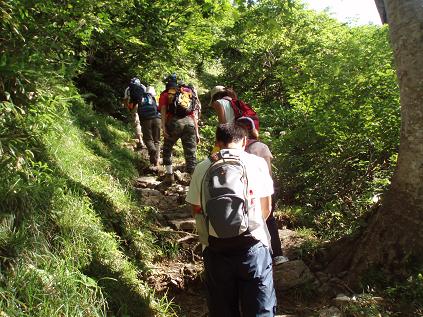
[186,123,276,317]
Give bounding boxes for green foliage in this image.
[214,0,400,239]
[291,227,321,260]
[384,273,423,315]
[359,264,423,316]
[75,0,234,113]
[0,77,177,315]
[342,294,388,317]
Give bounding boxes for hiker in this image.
[123,77,146,149]
[158,76,199,184]
[210,85,260,129]
[186,123,277,316]
[209,86,237,153]
[237,116,289,266]
[138,85,161,167]
[209,85,237,124]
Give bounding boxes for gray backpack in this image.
[201,150,251,238]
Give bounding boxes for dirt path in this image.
[132,148,343,316]
[132,148,209,315]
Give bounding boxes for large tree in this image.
[328,0,423,282]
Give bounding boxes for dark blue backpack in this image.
[138,93,159,119]
[128,78,145,104]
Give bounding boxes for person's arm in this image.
[123,97,129,108]
[186,165,203,216]
[212,100,227,124]
[256,155,274,220]
[192,86,202,119]
[190,204,202,217]
[263,156,272,176]
[123,87,130,108]
[260,196,272,220]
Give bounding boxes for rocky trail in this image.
[132,147,371,317]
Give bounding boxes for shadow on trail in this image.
[69,103,147,182]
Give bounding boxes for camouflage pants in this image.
[162,116,197,173]
[140,117,161,165]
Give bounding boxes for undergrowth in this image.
[0,78,177,316]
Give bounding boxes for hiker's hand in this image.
[196,133,201,144]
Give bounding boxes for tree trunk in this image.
[328,0,423,283]
[374,0,388,24]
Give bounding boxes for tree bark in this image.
[374,0,388,24]
[328,0,423,283]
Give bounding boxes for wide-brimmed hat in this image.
[209,85,225,105]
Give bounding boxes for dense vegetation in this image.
[2,0,421,315]
[215,1,400,239]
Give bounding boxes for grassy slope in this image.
[0,81,175,316]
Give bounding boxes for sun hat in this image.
[209,85,225,105]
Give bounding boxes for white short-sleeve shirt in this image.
[216,97,235,123]
[186,148,274,248]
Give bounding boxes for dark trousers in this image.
[266,212,283,257]
[266,195,283,257]
[203,242,276,317]
[140,117,161,165]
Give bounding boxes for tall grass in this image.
[0,79,177,316]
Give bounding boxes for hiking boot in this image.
[148,165,160,173]
[162,173,174,185]
[136,142,146,150]
[273,255,289,266]
[174,170,191,186]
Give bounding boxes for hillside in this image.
[1,80,181,315]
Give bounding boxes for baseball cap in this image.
[236,116,256,130]
[130,77,141,85]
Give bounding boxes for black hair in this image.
[216,123,247,145]
[212,90,228,102]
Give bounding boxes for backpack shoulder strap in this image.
[200,152,223,214]
[230,99,243,117]
[245,140,260,153]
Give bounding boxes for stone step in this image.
[168,219,196,231]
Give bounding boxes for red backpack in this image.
[230,99,260,130]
